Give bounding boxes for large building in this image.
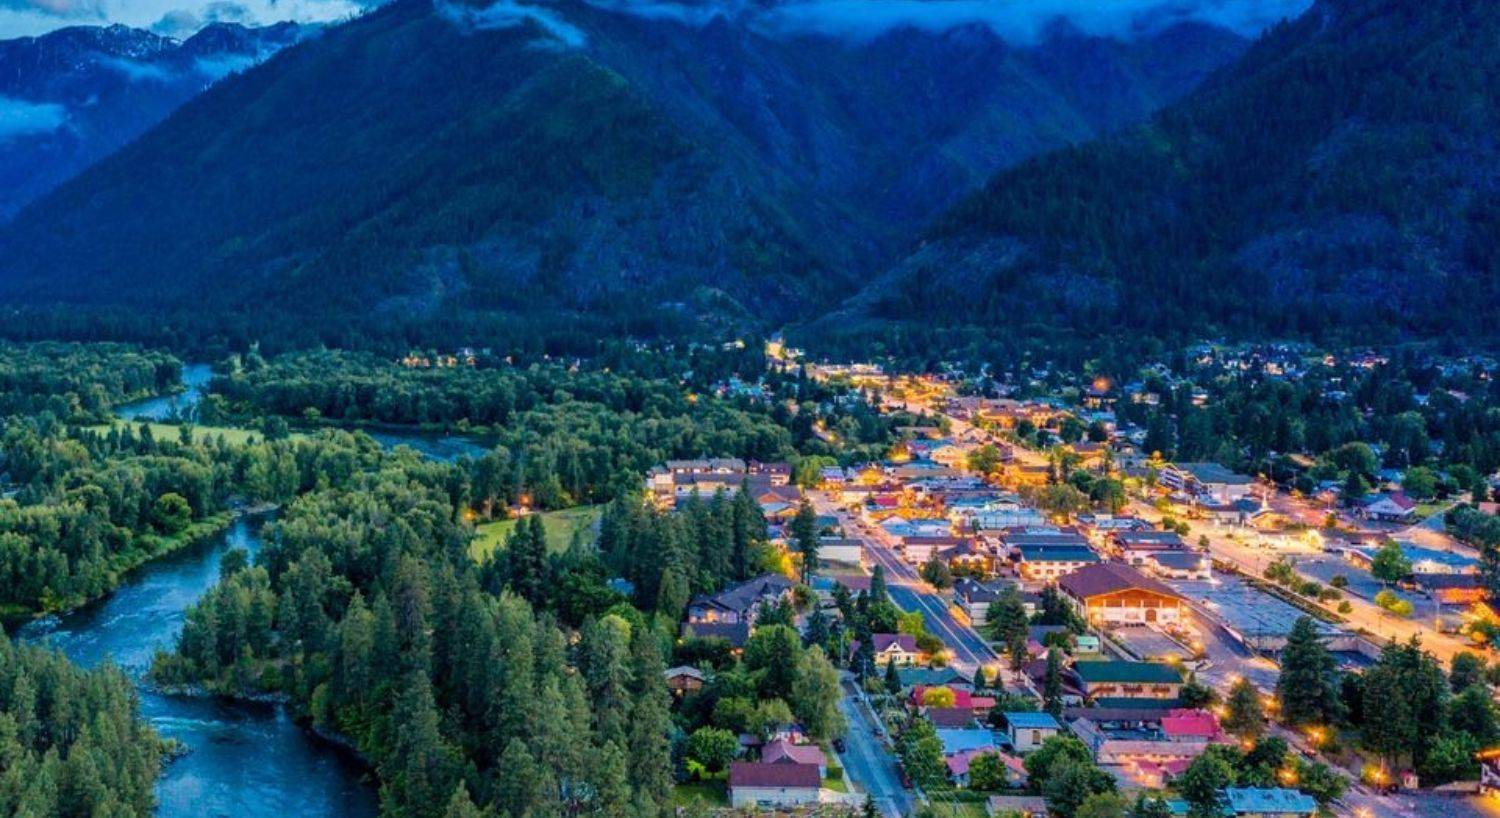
[1058,563,1186,626]
[1072,661,1183,701]
[1015,545,1100,581]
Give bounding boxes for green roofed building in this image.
[1072,660,1183,701]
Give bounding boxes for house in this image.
[898,667,971,691]
[856,633,921,667]
[1110,531,1186,565]
[818,537,863,565]
[1058,563,1186,626]
[663,666,705,696]
[1002,711,1061,753]
[1145,551,1212,581]
[727,762,821,808]
[1360,492,1418,522]
[947,749,1026,788]
[1067,708,1224,768]
[685,574,795,626]
[911,687,998,717]
[1223,787,1317,818]
[1414,573,1487,604]
[1072,661,1183,701]
[929,707,978,728]
[974,503,1048,531]
[937,538,992,573]
[1347,542,1478,576]
[955,578,1034,627]
[904,536,964,565]
[936,727,1000,758]
[1205,497,1268,526]
[762,738,827,776]
[1015,545,1100,581]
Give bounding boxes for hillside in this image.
[0,0,1243,329]
[0,22,308,219]
[832,0,1500,343]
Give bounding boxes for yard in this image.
[469,505,603,560]
[670,780,726,808]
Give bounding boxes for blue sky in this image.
[0,0,366,38]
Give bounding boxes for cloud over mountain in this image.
[578,0,1312,43]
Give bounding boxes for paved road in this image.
[837,680,912,818]
[815,493,999,674]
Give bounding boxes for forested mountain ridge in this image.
[0,0,1244,327]
[830,0,1500,342]
[0,21,309,219]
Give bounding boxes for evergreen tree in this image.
[1276,617,1342,727]
[626,633,673,817]
[884,656,902,695]
[1223,678,1265,740]
[791,499,820,583]
[1043,649,1064,716]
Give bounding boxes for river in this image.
[114,363,487,462]
[13,363,432,817]
[18,517,378,818]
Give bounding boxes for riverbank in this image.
[20,513,379,817]
[2,505,272,625]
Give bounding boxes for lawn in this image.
[90,420,299,447]
[470,505,603,560]
[920,800,989,818]
[670,780,726,807]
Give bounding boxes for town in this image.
[645,340,1500,818]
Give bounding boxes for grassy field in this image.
[470,506,603,560]
[90,420,302,447]
[669,781,726,807]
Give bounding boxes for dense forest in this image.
[0,343,179,423]
[0,639,163,816]
[1114,353,1500,493]
[841,0,1500,342]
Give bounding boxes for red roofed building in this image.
[762,739,828,775]
[728,762,821,808]
[910,686,997,716]
[1161,709,1224,741]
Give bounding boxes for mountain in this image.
[0,21,310,220]
[0,0,1244,327]
[835,0,1500,342]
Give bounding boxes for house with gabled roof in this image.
[856,633,921,667]
[1360,491,1418,522]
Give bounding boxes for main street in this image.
[812,492,1000,674]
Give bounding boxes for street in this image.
[836,679,913,818]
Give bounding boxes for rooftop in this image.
[1073,661,1182,685]
[1002,712,1061,730]
[728,761,820,789]
[1059,562,1182,601]
[1016,545,1099,563]
[1223,787,1317,814]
